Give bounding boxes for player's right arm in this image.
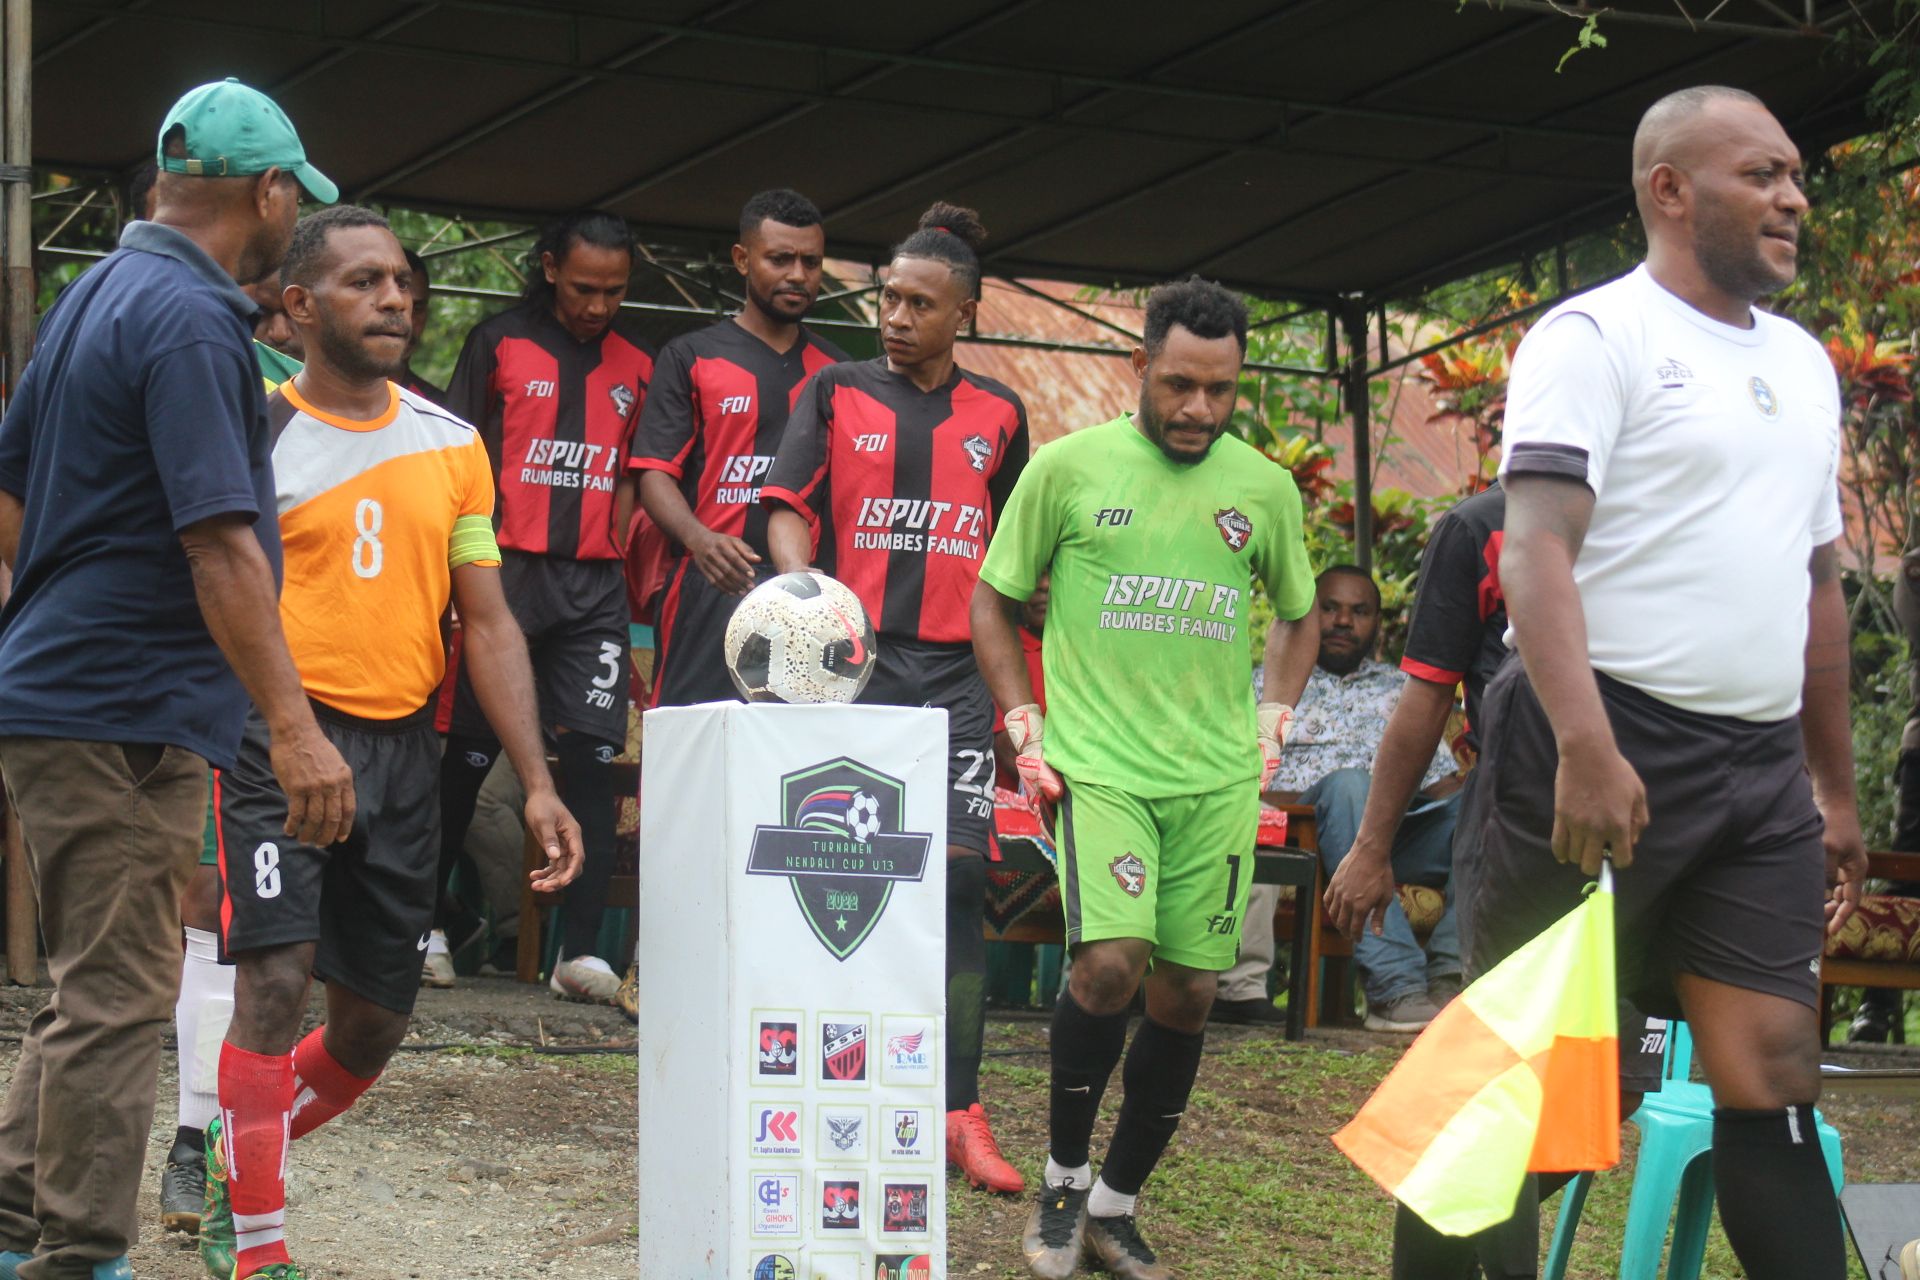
[1500,312,1646,875]
[760,369,836,575]
[974,453,1061,800]
[633,339,760,594]
[450,559,585,890]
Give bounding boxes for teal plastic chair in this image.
[1544,1020,1843,1280]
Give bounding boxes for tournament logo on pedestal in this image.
[745,758,934,961]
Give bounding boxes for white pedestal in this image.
[638,702,949,1280]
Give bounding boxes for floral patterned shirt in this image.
[1264,658,1458,794]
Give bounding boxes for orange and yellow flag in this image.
[1333,866,1620,1236]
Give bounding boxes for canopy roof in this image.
[25,0,1890,306]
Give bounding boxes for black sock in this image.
[171,1124,206,1154]
[1048,989,1128,1169]
[1712,1105,1845,1280]
[945,855,987,1112]
[1098,1017,1204,1197]
[435,735,497,933]
[555,734,619,962]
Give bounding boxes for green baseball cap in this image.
[156,78,337,204]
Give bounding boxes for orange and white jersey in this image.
[268,380,497,720]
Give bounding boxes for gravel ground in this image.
[0,974,639,1279]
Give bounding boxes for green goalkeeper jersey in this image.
[978,415,1314,798]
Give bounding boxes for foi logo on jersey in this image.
[751,1174,798,1236]
[522,378,556,398]
[881,1017,936,1086]
[749,1103,802,1158]
[717,454,774,505]
[719,393,754,414]
[821,1020,868,1083]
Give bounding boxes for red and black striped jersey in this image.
[761,358,1029,645]
[1400,481,1506,751]
[628,319,845,557]
[447,304,654,561]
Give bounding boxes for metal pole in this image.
[1342,298,1373,575]
[2,0,32,406]
[0,0,32,984]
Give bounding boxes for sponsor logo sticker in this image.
[751,1255,796,1280]
[750,1173,799,1236]
[881,1016,937,1087]
[820,1016,869,1085]
[820,1176,861,1231]
[883,1106,933,1162]
[749,1103,802,1159]
[881,1181,931,1235]
[873,1256,933,1280]
[818,1105,867,1159]
[754,1015,800,1082]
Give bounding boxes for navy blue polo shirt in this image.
[0,222,281,769]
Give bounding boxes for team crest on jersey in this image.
[609,382,636,419]
[1109,853,1147,898]
[1748,376,1779,418]
[962,433,994,473]
[1214,506,1253,551]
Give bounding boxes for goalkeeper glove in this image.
[1257,702,1295,790]
[1003,703,1063,802]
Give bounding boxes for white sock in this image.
[175,926,235,1133]
[1087,1177,1137,1219]
[426,929,449,957]
[1044,1158,1092,1190]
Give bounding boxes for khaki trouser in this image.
[0,737,206,1277]
[1217,883,1281,1002]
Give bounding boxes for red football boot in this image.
[947,1103,1027,1194]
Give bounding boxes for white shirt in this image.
[1499,265,1842,722]
[1264,659,1458,794]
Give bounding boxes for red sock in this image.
[217,1041,292,1274]
[289,1027,379,1140]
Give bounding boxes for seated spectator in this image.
[1256,564,1462,1032]
[1853,545,1920,1041]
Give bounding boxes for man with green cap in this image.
[0,79,347,1280]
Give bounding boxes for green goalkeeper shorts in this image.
[1057,775,1260,971]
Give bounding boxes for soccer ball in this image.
[725,571,877,704]
[846,791,882,841]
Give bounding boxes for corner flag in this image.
[1333,864,1620,1236]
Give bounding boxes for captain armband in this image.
[448,514,502,569]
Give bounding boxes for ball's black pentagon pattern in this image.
[723,571,876,703]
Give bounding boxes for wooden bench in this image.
[1820,849,1920,1041]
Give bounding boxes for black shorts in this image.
[649,558,773,707]
[214,703,441,1015]
[1455,762,1666,1094]
[438,549,630,746]
[1468,660,1826,1024]
[858,638,993,856]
